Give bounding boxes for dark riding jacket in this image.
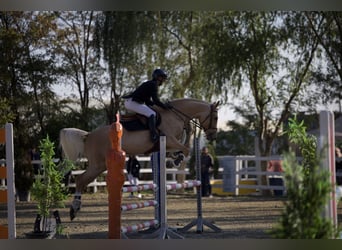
[124,80,168,109]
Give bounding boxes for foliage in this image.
[31,135,68,232]
[0,98,15,126]
[271,116,339,239]
[1,11,342,165]
[305,12,342,112]
[14,160,34,192]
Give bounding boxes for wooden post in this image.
[319,111,337,228]
[106,114,126,239]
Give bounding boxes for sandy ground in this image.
[2,189,342,239]
[1,190,296,239]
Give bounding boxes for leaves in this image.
[31,135,68,230]
[271,116,338,239]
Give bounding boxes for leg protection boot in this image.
[148,115,158,143]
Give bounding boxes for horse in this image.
[59,98,219,220]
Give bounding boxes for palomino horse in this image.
[59,98,219,220]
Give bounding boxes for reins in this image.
[169,104,212,132]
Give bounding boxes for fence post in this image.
[106,114,126,239]
[319,111,337,228]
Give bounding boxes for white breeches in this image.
[124,98,155,117]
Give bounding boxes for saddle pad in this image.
[120,118,148,131]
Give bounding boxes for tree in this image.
[95,11,154,123]
[54,11,105,129]
[0,11,60,157]
[306,12,342,113]
[199,11,321,156]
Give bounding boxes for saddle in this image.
[120,113,161,131]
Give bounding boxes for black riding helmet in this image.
[152,69,167,80]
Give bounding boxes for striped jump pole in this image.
[0,123,16,239]
[106,114,126,239]
[122,183,156,193]
[120,182,159,237]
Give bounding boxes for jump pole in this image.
[319,111,337,228]
[151,135,184,239]
[0,123,16,239]
[180,136,221,233]
[106,114,126,239]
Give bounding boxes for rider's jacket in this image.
[123,80,167,109]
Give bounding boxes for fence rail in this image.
[2,156,341,195]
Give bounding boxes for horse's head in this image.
[200,101,219,142]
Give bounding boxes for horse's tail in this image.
[59,128,89,162]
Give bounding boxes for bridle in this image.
[170,104,218,135]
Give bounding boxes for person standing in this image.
[200,146,214,197]
[123,68,172,143]
[126,155,142,198]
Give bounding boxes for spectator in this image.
[267,160,284,196]
[200,146,214,198]
[126,155,142,198]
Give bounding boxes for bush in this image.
[31,135,69,233]
[271,116,339,239]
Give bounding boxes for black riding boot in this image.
[148,115,158,143]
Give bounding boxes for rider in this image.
[123,68,172,143]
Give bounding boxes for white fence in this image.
[30,156,191,193]
[218,155,286,196]
[218,155,342,196]
[6,155,342,195]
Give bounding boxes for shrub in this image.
[271,116,339,239]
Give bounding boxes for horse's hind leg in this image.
[70,168,103,220]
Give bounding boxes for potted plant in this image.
[26,135,69,239]
[14,157,34,202]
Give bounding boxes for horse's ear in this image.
[213,100,221,108]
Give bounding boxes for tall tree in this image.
[306,12,342,113]
[199,11,320,156]
[54,11,104,129]
[0,11,59,156]
[95,11,154,123]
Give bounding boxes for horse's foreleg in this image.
[166,136,190,168]
[70,168,103,220]
[166,136,190,156]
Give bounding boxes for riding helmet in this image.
[152,69,167,80]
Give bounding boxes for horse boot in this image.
[148,114,158,143]
[70,194,82,221]
[33,214,41,233]
[53,210,62,225]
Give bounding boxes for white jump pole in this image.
[319,111,337,228]
[153,135,184,239]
